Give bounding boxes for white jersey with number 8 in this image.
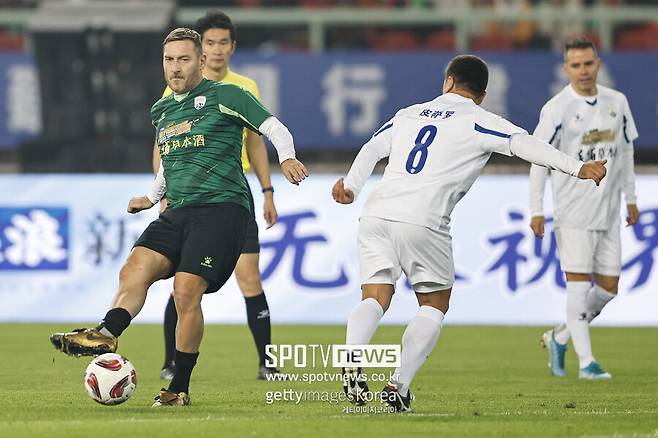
[345,93,527,232]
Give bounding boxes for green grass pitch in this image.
[1,324,656,437]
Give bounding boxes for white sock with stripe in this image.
[553,284,616,346]
[585,285,616,320]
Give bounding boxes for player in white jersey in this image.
[332,55,607,412]
[530,38,639,380]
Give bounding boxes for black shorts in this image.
[243,180,260,254]
[134,203,250,294]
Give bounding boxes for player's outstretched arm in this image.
[258,116,309,186]
[338,121,393,203]
[281,158,309,186]
[577,160,607,186]
[510,134,607,185]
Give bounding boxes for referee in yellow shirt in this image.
[153,11,282,381]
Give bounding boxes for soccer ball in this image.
[83,353,137,405]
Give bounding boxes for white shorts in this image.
[358,216,454,293]
[555,226,621,276]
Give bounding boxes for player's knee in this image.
[361,291,392,312]
[118,261,147,287]
[172,278,205,313]
[594,274,619,293]
[416,291,451,314]
[599,280,619,294]
[172,288,202,313]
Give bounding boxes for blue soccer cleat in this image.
[541,329,567,377]
[579,361,612,380]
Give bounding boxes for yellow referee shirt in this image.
[162,68,261,172]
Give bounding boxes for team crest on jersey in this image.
[194,96,206,110]
[609,108,617,118]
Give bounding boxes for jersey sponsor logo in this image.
[581,129,615,145]
[159,134,205,156]
[194,96,206,110]
[578,144,618,161]
[157,120,192,144]
[0,207,69,270]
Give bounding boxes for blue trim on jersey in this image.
[548,124,562,145]
[474,123,511,138]
[373,122,393,137]
[623,115,630,143]
[585,98,597,106]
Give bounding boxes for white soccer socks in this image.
[565,281,596,368]
[393,306,444,397]
[554,283,616,347]
[346,297,385,345]
[585,285,616,320]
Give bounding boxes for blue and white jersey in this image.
[344,93,527,232]
[529,84,638,230]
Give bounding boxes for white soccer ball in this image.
[83,353,137,405]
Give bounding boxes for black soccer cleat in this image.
[380,382,412,412]
[342,367,369,405]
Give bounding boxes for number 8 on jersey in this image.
[406,125,438,174]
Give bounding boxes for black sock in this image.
[163,294,177,368]
[97,308,131,338]
[168,350,199,394]
[245,292,271,366]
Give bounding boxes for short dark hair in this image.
[195,11,236,42]
[445,55,488,97]
[163,27,202,55]
[564,37,598,59]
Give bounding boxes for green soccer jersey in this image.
[150,78,272,211]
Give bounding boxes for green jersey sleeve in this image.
[216,84,272,133]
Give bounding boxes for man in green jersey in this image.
[155,11,285,382]
[49,28,308,407]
